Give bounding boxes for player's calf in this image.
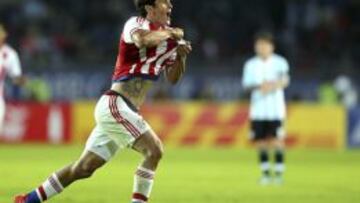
[134,130,164,171]
[272,140,285,176]
[69,152,105,181]
[15,151,106,203]
[132,131,164,203]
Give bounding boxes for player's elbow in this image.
[134,39,145,48]
[281,77,290,88]
[133,34,148,48]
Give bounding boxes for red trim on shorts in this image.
[133,193,148,202]
[38,186,47,201]
[110,95,141,136]
[109,96,138,137]
[109,95,141,138]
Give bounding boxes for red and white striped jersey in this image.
[112,16,179,82]
[0,44,22,96]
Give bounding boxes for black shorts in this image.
[250,120,284,141]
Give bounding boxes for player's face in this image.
[255,39,274,59]
[149,0,173,25]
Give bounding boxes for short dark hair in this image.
[134,0,156,17]
[254,31,275,44]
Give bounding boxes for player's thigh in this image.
[132,128,164,157]
[83,126,121,162]
[251,120,266,141]
[268,120,285,148]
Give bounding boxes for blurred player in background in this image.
[15,0,191,202]
[242,32,290,185]
[0,24,25,132]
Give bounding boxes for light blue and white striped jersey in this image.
[242,54,289,120]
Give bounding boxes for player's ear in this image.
[144,5,153,15]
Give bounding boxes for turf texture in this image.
[0,145,359,203]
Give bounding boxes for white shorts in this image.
[84,91,151,161]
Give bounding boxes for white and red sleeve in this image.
[164,52,177,67]
[123,16,147,44]
[5,48,22,78]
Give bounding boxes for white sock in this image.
[36,173,64,201]
[132,166,155,203]
[275,163,285,174]
[260,162,271,175]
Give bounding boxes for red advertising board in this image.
[0,102,71,143]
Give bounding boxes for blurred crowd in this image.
[0,0,359,103]
[0,0,359,73]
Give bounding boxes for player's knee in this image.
[147,142,164,161]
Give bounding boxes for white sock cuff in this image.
[49,173,64,192]
[132,199,147,203]
[137,167,155,174]
[136,167,155,180]
[261,162,271,171]
[275,164,285,172]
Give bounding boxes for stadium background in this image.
[1,0,360,202]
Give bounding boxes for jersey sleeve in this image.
[5,50,22,78]
[168,52,177,64]
[123,17,147,44]
[161,51,177,70]
[281,58,290,74]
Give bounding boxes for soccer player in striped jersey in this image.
[15,0,191,202]
[242,32,290,185]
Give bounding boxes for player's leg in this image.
[14,123,116,203]
[270,120,286,183]
[251,121,271,184]
[15,150,107,203]
[257,139,272,184]
[257,140,271,176]
[130,128,163,203]
[273,139,285,176]
[56,151,107,186]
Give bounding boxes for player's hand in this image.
[177,41,192,57]
[169,27,184,40]
[260,81,277,94]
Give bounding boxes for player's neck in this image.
[259,54,272,61]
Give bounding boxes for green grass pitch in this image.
[1,145,359,203]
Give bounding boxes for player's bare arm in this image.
[166,41,192,84]
[132,27,183,48]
